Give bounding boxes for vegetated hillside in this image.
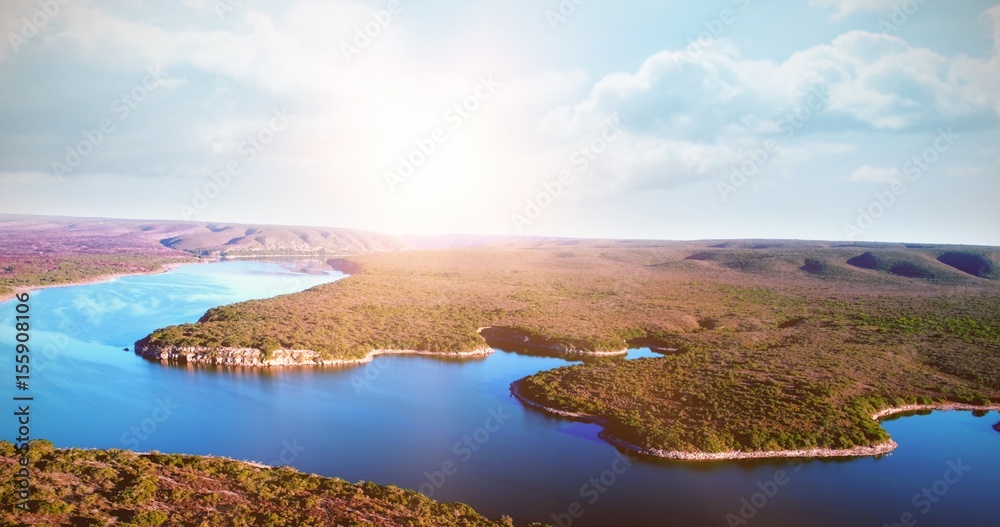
[141,240,1000,455]
[936,250,998,279]
[0,215,197,300]
[161,223,411,257]
[0,441,534,527]
[0,215,412,299]
[679,242,991,285]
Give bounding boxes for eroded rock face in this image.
[134,338,323,366]
[133,337,495,367]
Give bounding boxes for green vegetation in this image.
[0,215,403,301]
[144,245,696,359]
[0,254,187,299]
[0,216,207,299]
[142,241,1000,455]
[0,440,538,527]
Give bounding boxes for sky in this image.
[1,0,998,245]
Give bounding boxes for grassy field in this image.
[140,240,1000,455]
[1,441,535,527]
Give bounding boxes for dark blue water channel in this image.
[2,261,997,526]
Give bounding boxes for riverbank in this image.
[871,403,1000,420]
[510,380,1000,462]
[0,259,199,303]
[135,325,636,368]
[478,326,629,358]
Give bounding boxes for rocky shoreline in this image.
[870,403,1000,420]
[134,325,641,368]
[509,381,1000,462]
[1,260,197,303]
[133,338,496,367]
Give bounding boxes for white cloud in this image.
[540,13,1000,194]
[0,0,75,61]
[847,165,904,183]
[2,1,998,242]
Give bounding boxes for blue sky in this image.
[1,0,998,244]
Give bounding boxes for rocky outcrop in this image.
[133,337,493,367]
[134,338,324,366]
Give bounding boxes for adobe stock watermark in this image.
[269,439,306,467]
[119,398,179,449]
[843,127,959,240]
[545,0,591,31]
[6,0,71,55]
[351,355,395,395]
[725,463,804,526]
[384,75,500,191]
[341,0,403,63]
[179,108,294,220]
[510,113,623,233]
[29,320,79,375]
[550,452,633,527]
[418,406,511,499]
[264,273,307,300]
[51,66,167,181]
[674,0,752,64]
[717,84,828,202]
[213,0,244,20]
[878,0,929,35]
[883,459,971,527]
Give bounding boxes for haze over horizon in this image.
[1,0,999,245]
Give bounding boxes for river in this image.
[2,260,997,526]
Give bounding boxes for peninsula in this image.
[135,239,1000,459]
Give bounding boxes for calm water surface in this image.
[3,261,997,526]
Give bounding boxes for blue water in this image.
[2,261,998,526]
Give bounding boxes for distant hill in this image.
[159,222,412,257]
[0,214,412,258]
[2,214,997,300]
[0,215,412,298]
